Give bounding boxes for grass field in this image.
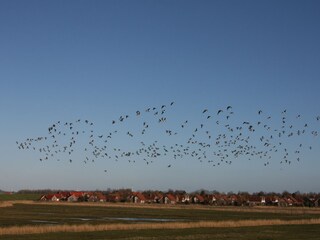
[0,201,320,239]
[0,194,40,201]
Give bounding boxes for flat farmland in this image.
[0,194,40,202]
[1,202,320,239]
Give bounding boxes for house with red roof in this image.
[247,195,266,206]
[131,192,146,203]
[163,193,176,204]
[87,192,107,202]
[191,194,205,204]
[106,192,122,202]
[39,193,64,202]
[67,192,84,202]
[228,194,241,206]
[265,196,281,206]
[142,192,164,203]
[175,193,190,204]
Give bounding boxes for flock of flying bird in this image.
[17,102,320,172]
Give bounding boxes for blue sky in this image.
[1,0,320,193]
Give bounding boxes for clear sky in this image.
[1,0,320,193]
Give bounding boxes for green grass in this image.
[0,194,40,201]
[0,224,320,240]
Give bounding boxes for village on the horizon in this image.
[3,189,319,208]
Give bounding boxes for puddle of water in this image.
[31,220,58,224]
[32,217,185,224]
[69,217,95,221]
[103,217,183,222]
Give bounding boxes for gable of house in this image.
[163,194,176,204]
[131,192,146,203]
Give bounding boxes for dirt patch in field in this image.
[0,201,13,208]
